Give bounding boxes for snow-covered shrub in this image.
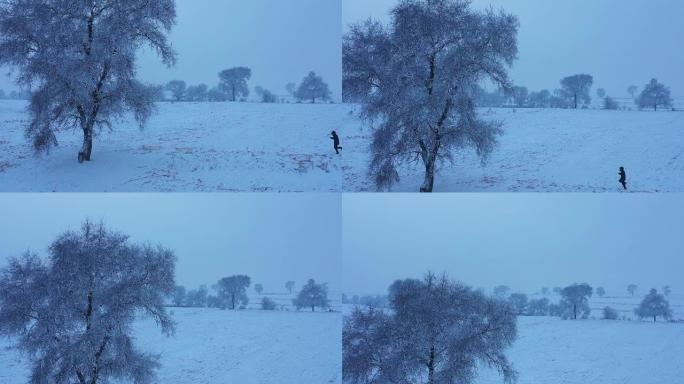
[261,297,277,310]
[603,306,618,320]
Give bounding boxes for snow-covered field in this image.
[0,307,342,384]
[475,316,684,384]
[0,100,344,192]
[340,106,684,192]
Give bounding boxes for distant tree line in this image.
[171,277,330,312]
[158,68,332,104]
[476,75,675,111]
[486,283,674,322]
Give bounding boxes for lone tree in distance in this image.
[560,283,593,320]
[635,289,672,322]
[493,285,511,298]
[627,85,638,99]
[343,273,517,384]
[0,220,176,384]
[293,279,330,312]
[663,285,671,296]
[508,293,528,315]
[216,275,251,310]
[254,283,264,295]
[560,74,593,109]
[343,0,519,192]
[295,71,331,103]
[627,284,638,297]
[218,67,252,102]
[285,280,296,294]
[636,79,673,111]
[173,285,186,306]
[596,287,606,297]
[0,0,177,163]
[166,80,187,102]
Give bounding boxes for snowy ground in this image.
[340,106,684,192]
[0,307,342,384]
[0,100,344,192]
[474,316,684,384]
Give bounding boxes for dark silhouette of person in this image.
[330,130,342,154]
[618,166,627,190]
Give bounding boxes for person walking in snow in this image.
[618,166,627,190]
[330,130,342,154]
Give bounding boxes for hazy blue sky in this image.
[343,194,684,296]
[1,0,342,100]
[0,194,341,292]
[343,0,684,98]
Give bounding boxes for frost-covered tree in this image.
[540,287,550,295]
[166,80,187,102]
[552,286,562,295]
[295,71,331,103]
[343,273,517,384]
[635,289,672,323]
[603,306,618,320]
[172,285,186,306]
[508,293,528,315]
[528,90,550,108]
[261,297,277,310]
[254,283,264,295]
[596,88,606,99]
[560,74,593,108]
[185,84,208,102]
[293,279,329,312]
[493,285,511,298]
[663,285,671,297]
[559,283,592,320]
[285,82,297,98]
[0,0,177,163]
[636,79,673,111]
[596,287,606,297]
[510,86,528,107]
[0,220,176,384]
[218,67,251,102]
[549,89,570,108]
[627,284,637,297]
[216,275,250,310]
[526,298,549,316]
[207,87,228,102]
[285,280,295,294]
[603,96,619,110]
[627,85,638,99]
[185,285,208,307]
[343,0,519,192]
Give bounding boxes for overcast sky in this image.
[0,194,341,292]
[1,0,342,100]
[343,0,684,98]
[342,194,684,296]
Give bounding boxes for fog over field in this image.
[342,194,683,295]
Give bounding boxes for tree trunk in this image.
[420,157,436,193]
[231,294,235,310]
[427,345,436,384]
[78,125,93,163]
[574,93,578,109]
[573,304,577,320]
[654,315,656,323]
[232,86,236,102]
[311,305,315,312]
